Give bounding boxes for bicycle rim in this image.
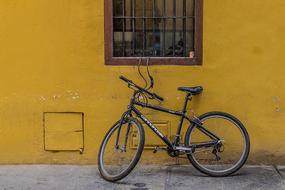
[188,113,249,174]
[99,118,144,180]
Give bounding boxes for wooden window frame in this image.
[104,0,203,66]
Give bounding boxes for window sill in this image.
[105,57,202,66]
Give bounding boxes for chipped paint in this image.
[273,96,281,112]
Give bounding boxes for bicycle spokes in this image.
[186,112,249,174]
[98,118,145,181]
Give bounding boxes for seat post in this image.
[182,93,191,113]
[174,93,191,145]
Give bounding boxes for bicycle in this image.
[98,75,250,182]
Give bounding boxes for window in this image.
[105,0,203,65]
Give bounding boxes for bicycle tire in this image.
[98,117,145,182]
[185,111,250,177]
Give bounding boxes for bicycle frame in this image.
[117,91,221,153]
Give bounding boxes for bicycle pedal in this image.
[153,146,159,153]
[153,146,165,153]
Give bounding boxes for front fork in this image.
[115,110,132,151]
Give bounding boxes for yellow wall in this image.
[0,0,285,164]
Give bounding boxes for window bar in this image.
[172,0,176,56]
[112,0,115,56]
[162,0,166,56]
[122,0,126,56]
[182,0,186,57]
[131,0,136,55]
[142,0,146,57]
[152,0,156,56]
[193,0,196,53]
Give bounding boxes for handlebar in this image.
[119,75,164,101]
[152,93,164,101]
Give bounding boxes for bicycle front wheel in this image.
[98,117,145,182]
[185,111,250,177]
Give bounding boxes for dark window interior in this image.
[113,0,195,57]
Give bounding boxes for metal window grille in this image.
[113,0,195,57]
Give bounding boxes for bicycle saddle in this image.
[178,86,203,95]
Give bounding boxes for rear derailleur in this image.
[212,140,224,161]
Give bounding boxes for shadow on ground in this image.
[0,165,284,190]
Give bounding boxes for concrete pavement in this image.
[0,165,284,190]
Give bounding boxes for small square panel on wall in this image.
[131,121,170,149]
[43,112,84,153]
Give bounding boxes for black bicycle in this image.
[98,75,250,182]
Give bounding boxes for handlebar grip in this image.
[153,93,164,101]
[119,75,163,101]
[119,75,131,83]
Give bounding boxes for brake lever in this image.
[146,93,154,100]
[128,84,136,91]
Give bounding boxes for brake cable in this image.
[146,57,154,90]
[137,58,148,89]
[136,57,160,103]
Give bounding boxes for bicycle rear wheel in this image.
[185,112,250,177]
[98,117,145,182]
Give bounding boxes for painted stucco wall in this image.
[0,0,284,164]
